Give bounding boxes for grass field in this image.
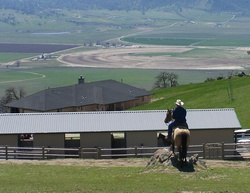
[0,53,35,63]
[0,66,239,94]
[131,76,250,128]
[122,37,250,47]
[0,159,249,193]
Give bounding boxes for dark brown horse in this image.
[164,109,190,167]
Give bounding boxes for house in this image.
[0,109,241,158]
[4,76,151,113]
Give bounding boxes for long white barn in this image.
[0,108,241,150]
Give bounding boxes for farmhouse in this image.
[0,109,241,158]
[4,76,151,113]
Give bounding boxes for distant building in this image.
[4,76,151,113]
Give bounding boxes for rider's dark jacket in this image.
[172,106,187,124]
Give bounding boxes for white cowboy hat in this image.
[175,99,184,106]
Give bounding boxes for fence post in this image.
[202,143,206,159]
[42,146,45,160]
[221,142,224,160]
[135,146,138,157]
[78,147,82,158]
[5,145,8,160]
[97,147,101,159]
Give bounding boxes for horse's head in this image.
[164,109,173,123]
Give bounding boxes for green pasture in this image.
[133,47,249,59]
[0,160,249,193]
[0,53,36,63]
[131,76,250,128]
[0,64,239,95]
[129,47,250,59]
[122,37,250,47]
[175,48,250,59]
[123,37,199,46]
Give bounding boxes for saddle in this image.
[175,123,188,129]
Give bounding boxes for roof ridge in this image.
[187,108,235,112]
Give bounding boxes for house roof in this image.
[0,109,241,134]
[4,80,151,111]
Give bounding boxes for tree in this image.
[168,72,179,87]
[0,87,26,113]
[154,72,178,89]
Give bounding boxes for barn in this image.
[0,109,241,155]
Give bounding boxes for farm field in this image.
[0,41,249,95]
[0,158,249,193]
[0,9,250,129]
[0,9,249,79]
[0,9,250,88]
[0,43,81,54]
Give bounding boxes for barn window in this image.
[19,134,33,147]
[65,133,80,148]
[111,132,126,148]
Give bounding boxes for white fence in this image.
[0,143,249,160]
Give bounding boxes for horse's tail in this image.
[181,133,188,160]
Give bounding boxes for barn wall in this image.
[126,131,157,156]
[80,132,111,158]
[137,95,151,105]
[80,132,111,148]
[0,135,18,146]
[123,100,136,109]
[126,131,157,147]
[33,133,65,148]
[81,104,99,111]
[190,129,235,145]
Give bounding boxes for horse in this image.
[164,109,190,167]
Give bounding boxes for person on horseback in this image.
[167,99,188,143]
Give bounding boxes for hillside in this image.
[1,0,250,15]
[131,76,250,129]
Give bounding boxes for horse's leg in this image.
[172,140,175,154]
[178,146,183,167]
[182,133,188,166]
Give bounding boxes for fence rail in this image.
[0,142,250,160]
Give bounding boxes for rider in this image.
[167,99,188,143]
